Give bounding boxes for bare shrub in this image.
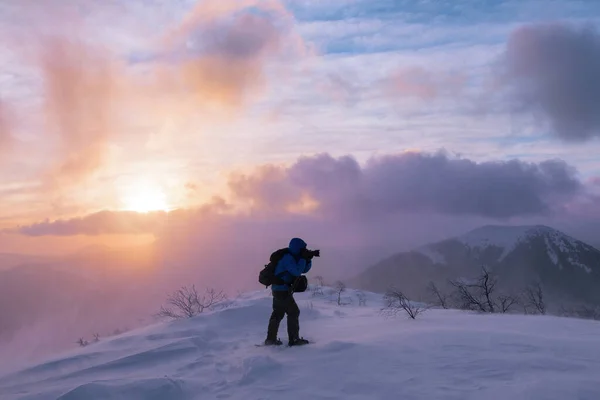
[449,278,488,312]
[334,281,346,306]
[311,276,325,297]
[560,304,600,321]
[157,285,227,319]
[497,294,519,313]
[524,282,546,315]
[382,288,428,319]
[93,333,100,342]
[356,291,367,306]
[314,275,325,287]
[77,338,88,347]
[426,281,449,309]
[449,266,498,313]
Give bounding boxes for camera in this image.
[301,248,320,259]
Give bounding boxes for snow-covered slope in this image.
[2,288,600,400]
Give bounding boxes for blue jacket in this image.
[272,238,312,292]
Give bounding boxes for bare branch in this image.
[156,285,227,319]
[426,281,449,309]
[524,282,546,315]
[314,275,325,287]
[356,291,367,306]
[77,337,88,347]
[497,294,518,313]
[198,288,227,313]
[311,276,324,297]
[382,288,428,319]
[334,281,346,306]
[477,266,497,313]
[449,278,487,312]
[560,304,600,320]
[448,266,498,313]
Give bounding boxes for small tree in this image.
[157,285,226,319]
[449,266,498,313]
[497,294,518,313]
[197,288,227,313]
[334,281,346,306]
[93,333,100,342]
[314,275,325,287]
[382,288,427,319]
[426,281,449,309]
[524,282,546,315]
[311,276,325,297]
[449,278,488,312]
[77,338,88,347]
[560,304,600,321]
[356,291,367,306]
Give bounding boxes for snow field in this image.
[1,288,600,400]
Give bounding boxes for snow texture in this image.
[544,237,561,268]
[2,288,600,400]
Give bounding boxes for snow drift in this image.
[1,288,600,399]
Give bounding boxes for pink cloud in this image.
[386,66,467,100]
[1,0,309,194]
[11,151,588,239]
[228,151,582,219]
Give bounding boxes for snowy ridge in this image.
[458,225,547,260]
[415,245,446,264]
[2,288,600,400]
[454,225,597,273]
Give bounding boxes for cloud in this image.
[151,0,310,111]
[38,37,123,187]
[13,210,169,237]
[500,22,600,142]
[13,150,586,237]
[229,151,583,219]
[385,67,467,101]
[0,100,14,157]
[11,197,233,237]
[1,0,310,193]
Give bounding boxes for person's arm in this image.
[304,259,312,274]
[280,254,307,277]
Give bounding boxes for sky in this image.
[1,0,600,253]
[2,0,600,365]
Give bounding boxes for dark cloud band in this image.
[501,22,600,142]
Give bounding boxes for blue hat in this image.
[288,238,307,255]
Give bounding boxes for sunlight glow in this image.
[121,180,170,213]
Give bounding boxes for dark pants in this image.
[267,290,300,341]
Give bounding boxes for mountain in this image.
[1,288,599,399]
[0,253,53,271]
[353,225,600,307]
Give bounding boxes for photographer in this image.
[264,237,320,347]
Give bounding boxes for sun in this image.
[121,180,170,213]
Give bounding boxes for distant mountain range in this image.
[352,225,600,309]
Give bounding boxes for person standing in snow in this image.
[265,237,318,346]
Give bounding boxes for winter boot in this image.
[288,337,309,346]
[264,338,283,346]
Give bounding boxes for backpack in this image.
[258,248,289,288]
